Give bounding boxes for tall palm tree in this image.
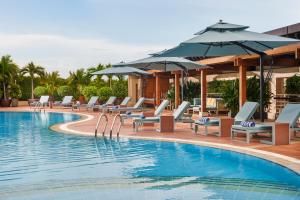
[0,55,19,100]
[20,62,45,99]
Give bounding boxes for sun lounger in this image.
[231,103,300,144]
[109,97,145,113]
[195,101,259,136]
[30,95,49,110]
[133,101,193,132]
[106,97,131,112]
[74,96,99,111]
[98,96,117,110]
[121,99,169,124]
[53,96,73,108]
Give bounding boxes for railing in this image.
[109,114,122,138]
[95,113,108,137]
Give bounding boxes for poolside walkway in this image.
[2,106,300,173]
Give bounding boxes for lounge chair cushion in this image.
[232,124,272,132]
[135,117,160,123]
[195,119,219,126]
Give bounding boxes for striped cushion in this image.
[240,121,255,127]
[199,117,210,124]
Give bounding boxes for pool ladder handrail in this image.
[95,113,109,137]
[109,114,122,138]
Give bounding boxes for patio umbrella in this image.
[157,20,300,121]
[92,66,150,76]
[125,56,209,101]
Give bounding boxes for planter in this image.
[11,98,19,107]
[1,99,11,107]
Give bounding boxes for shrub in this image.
[221,76,272,115]
[82,86,98,100]
[9,84,22,99]
[286,75,300,94]
[57,85,73,99]
[33,86,48,98]
[112,81,128,98]
[183,81,200,103]
[98,87,113,102]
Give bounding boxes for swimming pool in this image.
[0,111,299,200]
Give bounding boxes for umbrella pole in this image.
[181,70,184,101]
[259,56,264,122]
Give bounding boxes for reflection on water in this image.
[0,112,299,200]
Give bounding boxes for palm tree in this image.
[0,55,19,100]
[104,64,113,88]
[20,62,45,99]
[87,64,105,79]
[67,69,90,97]
[42,71,63,96]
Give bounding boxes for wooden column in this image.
[239,64,247,108]
[200,70,207,114]
[155,74,161,106]
[174,72,180,108]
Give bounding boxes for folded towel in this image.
[240,121,255,127]
[126,111,132,115]
[111,106,118,109]
[199,117,210,123]
[141,114,145,119]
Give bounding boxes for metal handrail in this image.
[95,113,108,137]
[109,114,122,138]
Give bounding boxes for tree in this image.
[67,68,90,98]
[20,62,45,99]
[42,71,63,97]
[104,64,113,87]
[0,55,19,100]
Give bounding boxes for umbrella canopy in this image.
[157,20,299,57]
[156,20,300,122]
[125,56,209,72]
[92,66,150,76]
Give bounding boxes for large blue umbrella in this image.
[157,20,300,121]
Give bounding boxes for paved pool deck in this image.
[1,106,300,174]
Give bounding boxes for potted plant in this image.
[9,84,22,107]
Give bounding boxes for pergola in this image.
[147,43,300,114]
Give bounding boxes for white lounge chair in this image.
[194,101,259,136]
[74,96,99,111]
[99,96,117,111]
[109,97,145,113]
[53,96,73,108]
[30,95,49,111]
[106,97,131,112]
[121,99,169,124]
[133,101,193,132]
[231,103,300,144]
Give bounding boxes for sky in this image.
[0,0,299,77]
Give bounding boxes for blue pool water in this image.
[0,112,300,200]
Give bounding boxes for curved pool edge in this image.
[4,110,300,176]
[50,111,300,175]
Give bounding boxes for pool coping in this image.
[3,110,300,175]
[49,111,300,175]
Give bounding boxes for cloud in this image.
[0,33,167,77]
